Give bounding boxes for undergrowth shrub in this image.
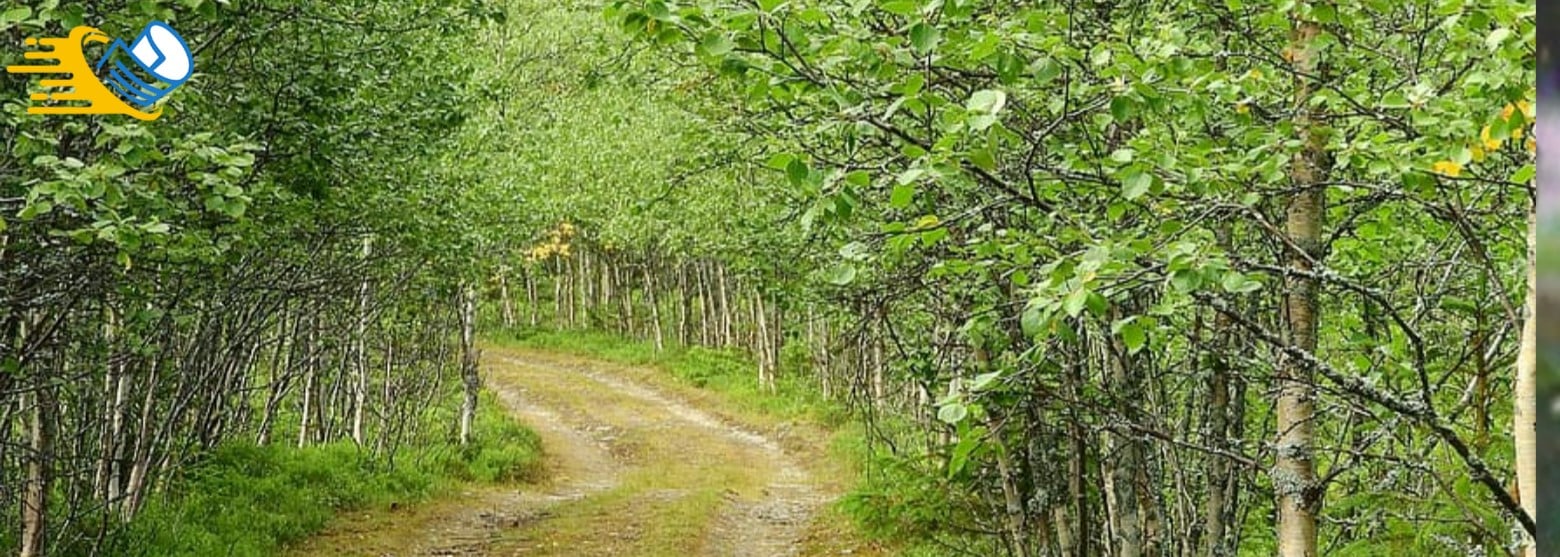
[100,390,541,557]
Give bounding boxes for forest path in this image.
[290,345,870,557]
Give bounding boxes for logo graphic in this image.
[6,21,193,121]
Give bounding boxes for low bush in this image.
[101,391,541,557]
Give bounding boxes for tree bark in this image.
[459,283,481,445]
[20,382,54,557]
[1067,357,1090,556]
[553,258,566,327]
[353,236,372,446]
[499,266,515,329]
[297,313,318,448]
[717,264,732,347]
[525,264,539,327]
[1277,9,1326,556]
[676,262,690,346]
[755,291,770,388]
[643,260,664,352]
[1201,311,1234,556]
[1107,325,1144,557]
[1515,206,1537,557]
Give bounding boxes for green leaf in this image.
[825,264,857,286]
[967,89,1007,114]
[937,402,968,424]
[645,0,673,21]
[969,148,996,170]
[948,431,979,477]
[698,33,734,57]
[970,371,1002,391]
[1120,321,1146,354]
[1034,58,1062,84]
[1513,164,1536,184]
[1121,168,1152,200]
[1170,269,1201,291]
[880,0,918,16]
[890,184,915,208]
[766,153,797,170]
[1486,28,1512,51]
[1084,292,1108,316]
[786,159,810,186]
[1063,288,1089,318]
[909,23,940,55]
[1380,92,1409,109]
[1221,271,1262,294]
[1110,96,1133,121]
[0,6,31,27]
[18,200,52,220]
[1021,302,1050,338]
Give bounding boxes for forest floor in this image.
[286,344,885,557]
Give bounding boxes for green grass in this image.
[494,328,850,427]
[98,391,541,557]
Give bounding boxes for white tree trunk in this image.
[1277,9,1324,556]
[459,283,481,446]
[1516,207,1537,557]
[352,236,372,445]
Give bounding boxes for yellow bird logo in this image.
[7,22,194,121]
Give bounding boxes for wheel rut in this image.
[289,346,835,557]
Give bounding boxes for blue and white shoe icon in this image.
[94,21,193,109]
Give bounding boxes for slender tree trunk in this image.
[871,316,885,408]
[771,301,783,384]
[816,313,833,399]
[717,264,732,347]
[1202,316,1233,556]
[353,236,372,446]
[752,291,766,386]
[459,283,480,445]
[94,305,124,503]
[106,353,130,504]
[1102,428,1121,557]
[1515,207,1537,557]
[526,265,539,327]
[257,306,293,446]
[122,356,160,518]
[20,382,54,557]
[1277,10,1326,555]
[499,266,515,329]
[376,338,395,458]
[1107,326,1144,557]
[553,258,565,327]
[676,262,690,346]
[1472,321,1491,447]
[297,364,316,447]
[644,261,664,352]
[992,427,1030,557]
[1067,357,1090,556]
[621,259,636,337]
[700,262,714,346]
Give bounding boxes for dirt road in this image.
[289,345,877,557]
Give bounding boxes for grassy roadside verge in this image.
[105,392,541,557]
[488,328,896,555]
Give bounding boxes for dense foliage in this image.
[0,0,1539,555]
[586,0,1537,554]
[1,0,507,554]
